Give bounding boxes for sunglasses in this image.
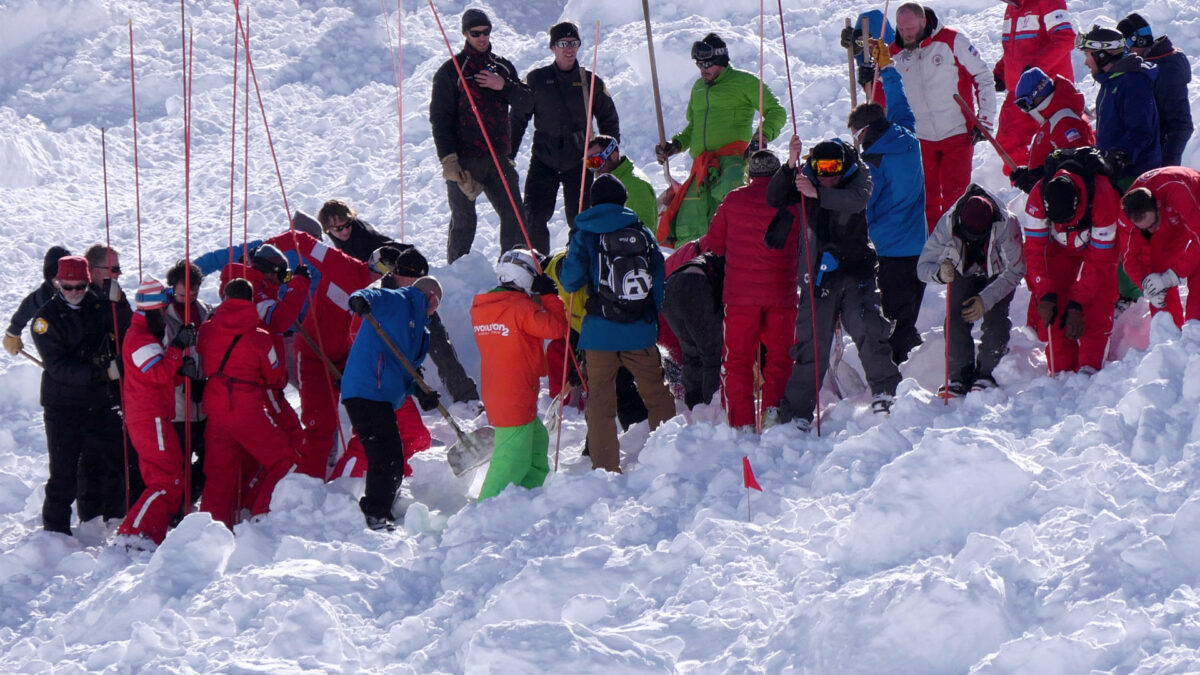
[468,28,491,38]
[586,138,618,169]
[59,283,88,292]
[327,222,352,233]
[93,265,122,274]
[811,158,845,176]
[553,39,580,49]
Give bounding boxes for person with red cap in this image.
[919,188,1026,394]
[112,278,196,549]
[197,278,301,529]
[1024,158,1123,373]
[1119,167,1200,327]
[992,0,1076,171]
[30,256,128,535]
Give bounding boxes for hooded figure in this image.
[5,245,72,356]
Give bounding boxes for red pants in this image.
[200,405,300,528]
[116,417,183,544]
[920,134,973,233]
[722,304,796,428]
[297,345,347,479]
[330,398,431,479]
[1039,253,1119,373]
[995,96,1037,173]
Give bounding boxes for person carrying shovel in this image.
[344,273,442,531]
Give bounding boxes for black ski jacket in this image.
[510,62,620,171]
[430,44,531,161]
[31,289,126,408]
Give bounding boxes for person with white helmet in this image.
[470,249,567,500]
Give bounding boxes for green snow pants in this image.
[477,419,550,502]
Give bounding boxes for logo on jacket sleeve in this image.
[32,318,48,335]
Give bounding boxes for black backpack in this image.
[586,225,656,323]
[1041,146,1118,230]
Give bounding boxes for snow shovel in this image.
[363,314,495,477]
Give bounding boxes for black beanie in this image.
[394,247,430,277]
[43,245,72,281]
[590,174,628,206]
[549,21,580,47]
[1042,176,1080,224]
[747,149,781,177]
[461,9,491,33]
[1117,13,1153,47]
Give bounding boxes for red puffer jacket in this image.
[699,176,799,308]
[121,312,184,423]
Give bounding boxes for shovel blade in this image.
[446,426,496,477]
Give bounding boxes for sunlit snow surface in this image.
[1,0,1199,671]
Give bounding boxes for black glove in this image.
[530,274,558,296]
[655,139,681,164]
[1010,165,1042,194]
[178,356,202,380]
[970,127,987,145]
[292,264,311,281]
[840,25,861,52]
[415,388,440,412]
[1061,301,1084,340]
[171,324,198,349]
[994,72,1005,92]
[1103,148,1130,178]
[349,295,371,316]
[763,208,794,249]
[856,65,875,89]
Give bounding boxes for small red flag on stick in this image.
[743,456,762,491]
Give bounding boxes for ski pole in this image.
[641,0,675,183]
[553,293,576,472]
[939,275,952,404]
[576,21,601,216]
[953,93,1016,170]
[799,193,822,436]
[845,18,858,110]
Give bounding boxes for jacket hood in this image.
[948,184,1008,228]
[210,298,261,335]
[1144,35,1176,59]
[1031,75,1087,123]
[43,245,72,281]
[574,202,641,234]
[1108,53,1157,80]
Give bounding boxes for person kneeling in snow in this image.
[342,274,441,531]
[1119,167,1200,327]
[471,249,568,500]
[918,189,1026,395]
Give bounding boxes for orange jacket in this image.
[471,288,568,427]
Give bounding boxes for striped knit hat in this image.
[135,277,169,311]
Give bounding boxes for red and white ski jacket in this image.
[1024,171,1121,305]
[886,11,997,141]
[198,298,286,415]
[268,231,373,365]
[121,312,184,424]
[217,264,311,338]
[993,0,1075,91]
[1120,167,1200,284]
[1026,76,1095,170]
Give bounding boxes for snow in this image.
[1,0,1200,671]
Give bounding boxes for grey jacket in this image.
[917,184,1026,310]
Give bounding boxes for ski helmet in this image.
[1014,67,1054,112]
[497,248,540,293]
[367,245,402,276]
[1076,25,1127,68]
[250,244,289,278]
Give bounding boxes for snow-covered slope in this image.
[1,0,1199,671]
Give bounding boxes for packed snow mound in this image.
[1,0,1200,671]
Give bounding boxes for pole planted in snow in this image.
[576,21,601,216]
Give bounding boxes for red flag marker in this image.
[743,456,762,491]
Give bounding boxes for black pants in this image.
[661,271,723,408]
[877,255,925,365]
[781,272,901,423]
[523,157,591,255]
[427,312,480,403]
[446,155,527,263]
[343,397,403,521]
[947,273,1013,384]
[43,404,127,533]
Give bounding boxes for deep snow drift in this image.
[1,0,1199,672]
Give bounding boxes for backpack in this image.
[1041,146,1117,231]
[587,225,656,323]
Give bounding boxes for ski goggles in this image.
[810,158,845,176]
[553,39,581,49]
[1075,33,1123,51]
[1014,80,1053,112]
[691,41,727,65]
[586,138,618,169]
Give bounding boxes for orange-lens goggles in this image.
[586,138,617,170]
[812,158,844,176]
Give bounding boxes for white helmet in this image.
[496,248,540,293]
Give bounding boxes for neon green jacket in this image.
[672,67,786,156]
[610,157,658,230]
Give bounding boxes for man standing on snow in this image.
[1119,167,1200,327]
[992,0,1075,171]
[586,135,657,231]
[510,21,620,253]
[471,249,567,500]
[848,40,927,365]
[887,3,997,232]
[430,8,532,262]
[559,175,675,473]
[655,33,786,246]
[767,137,901,428]
[30,256,128,535]
[4,245,72,357]
[918,189,1026,395]
[1117,14,1194,167]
